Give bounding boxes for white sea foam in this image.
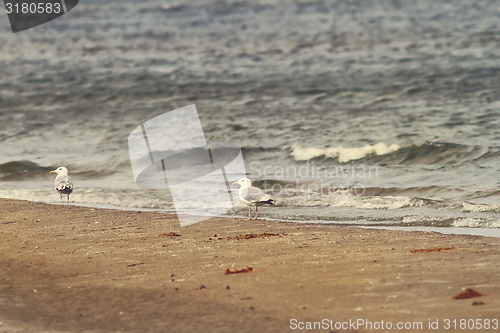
[403,215,449,224]
[282,192,428,210]
[330,195,427,210]
[290,142,401,163]
[453,217,500,228]
[462,202,500,212]
[401,216,500,228]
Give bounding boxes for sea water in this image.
[1,0,500,236]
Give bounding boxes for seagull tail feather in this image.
[258,199,274,205]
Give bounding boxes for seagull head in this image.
[232,177,251,187]
[50,166,69,175]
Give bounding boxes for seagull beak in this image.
[232,181,238,185]
[50,170,56,174]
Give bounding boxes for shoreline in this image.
[2,194,500,239]
[1,198,499,332]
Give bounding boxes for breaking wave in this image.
[283,191,438,210]
[462,202,500,213]
[290,142,401,163]
[290,142,493,165]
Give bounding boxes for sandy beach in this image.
[2,1,500,332]
[0,198,499,332]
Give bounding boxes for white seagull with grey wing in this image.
[50,166,73,204]
[232,178,274,220]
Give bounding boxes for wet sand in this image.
[0,198,499,333]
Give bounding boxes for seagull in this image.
[50,166,73,204]
[232,178,274,220]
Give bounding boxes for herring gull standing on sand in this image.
[50,166,73,204]
[232,178,274,220]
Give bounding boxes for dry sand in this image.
[0,198,499,333]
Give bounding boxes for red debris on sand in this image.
[225,266,253,274]
[127,262,145,267]
[410,247,455,253]
[234,233,287,240]
[452,288,482,300]
[158,232,181,237]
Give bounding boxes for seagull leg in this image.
[59,193,63,204]
[67,194,70,205]
[247,207,251,220]
[254,206,259,220]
